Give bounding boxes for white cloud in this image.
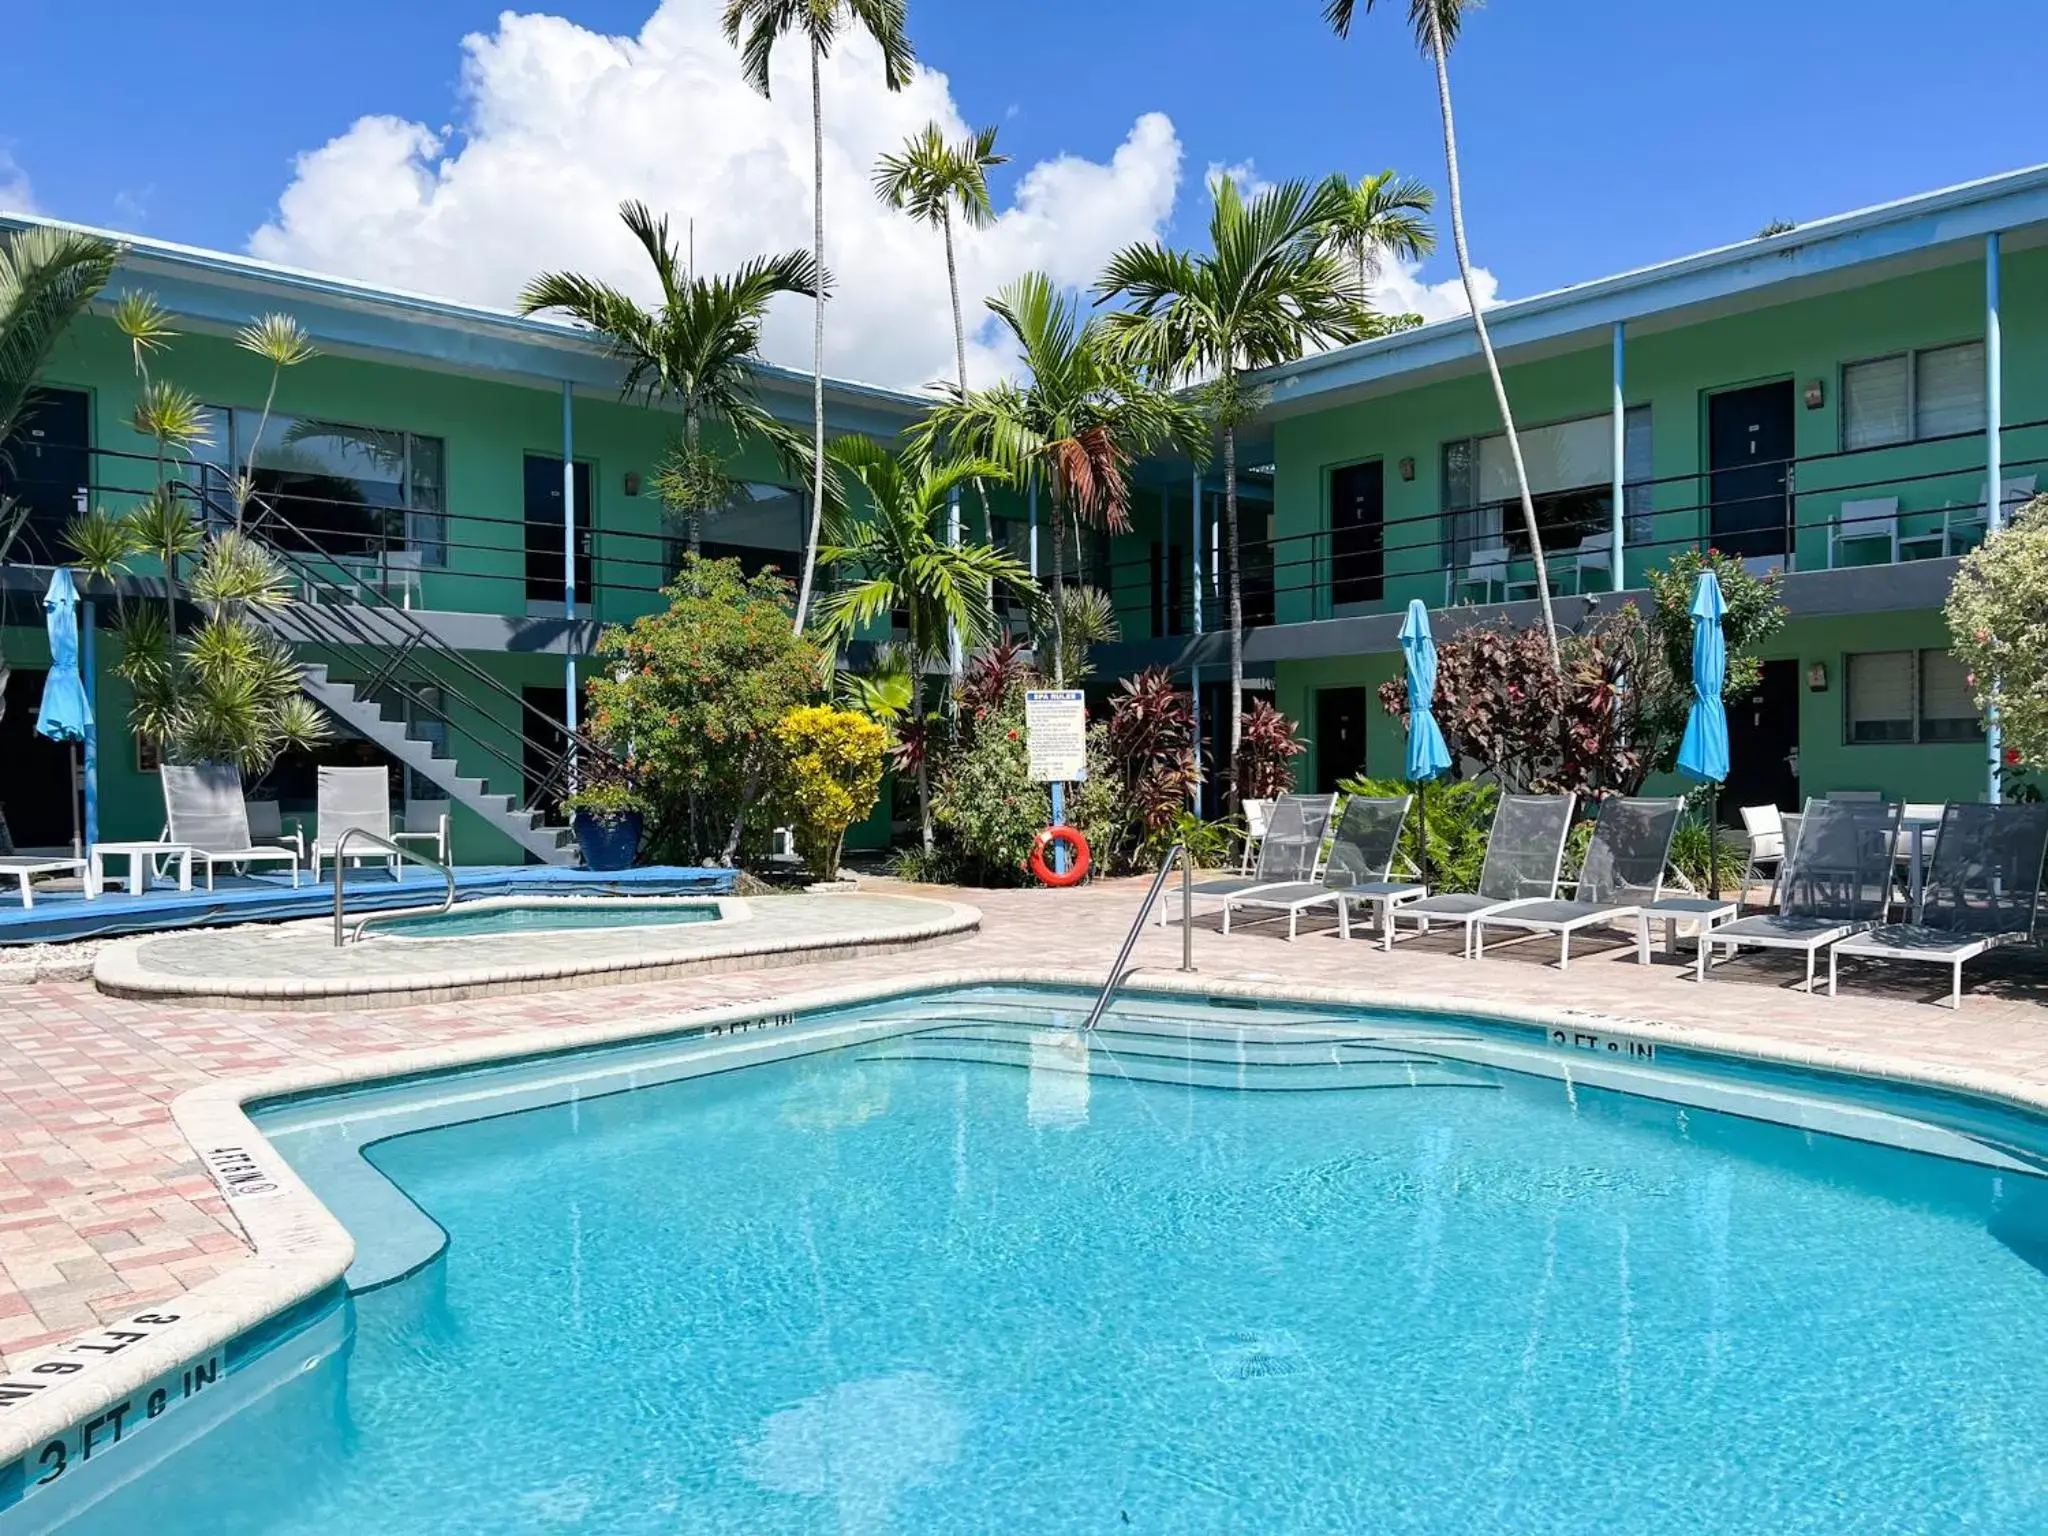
[0,151,37,214]
[1375,255,1498,325]
[250,1,1183,394]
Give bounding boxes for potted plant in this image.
[564,779,648,871]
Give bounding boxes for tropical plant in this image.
[1032,582,1119,686]
[562,774,650,826]
[1316,168,1435,311]
[0,226,118,725]
[913,271,1204,685]
[722,0,915,634]
[928,688,1048,885]
[521,202,821,562]
[1636,548,1786,775]
[1096,173,1386,784]
[813,436,1034,849]
[1071,668,1200,872]
[773,703,887,878]
[585,555,825,864]
[1339,772,1498,892]
[875,122,1005,409]
[956,633,1033,724]
[1948,494,2048,769]
[1323,0,1562,668]
[1231,698,1308,801]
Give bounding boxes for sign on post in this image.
[1024,690,1087,782]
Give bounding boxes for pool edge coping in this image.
[9,961,2048,1497]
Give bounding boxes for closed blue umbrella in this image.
[35,568,94,858]
[1399,599,1453,886]
[1675,570,1730,895]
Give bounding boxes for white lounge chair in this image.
[161,763,303,890]
[1221,795,1419,941]
[311,766,402,879]
[1830,803,2048,1008]
[1472,796,1685,968]
[396,797,451,864]
[1738,804,1785,912]
[1383,793,1576,956]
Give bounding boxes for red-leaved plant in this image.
[1231,699,1307,801]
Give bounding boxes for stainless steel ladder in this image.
[1080,843,1196,1031]
[331,827,457,945]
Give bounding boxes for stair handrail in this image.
[1080,842,1195,1031]
[331,828,457,946]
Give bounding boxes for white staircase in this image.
[297,663,578,865]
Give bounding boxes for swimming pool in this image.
[368,896,724,940]
[21,985,2048,1533]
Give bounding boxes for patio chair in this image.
[1471,796,1685,968]
[1738,804,1785,910]
[396,798,451,865]
[244,799,306,863]
[1238,797,1275,875]
[1220,795,1417,941]
[1162,792,1337,927]
[161,764,303,890]
[1828,496,1898,568]
[1696,797,1900,991]
[311,766,402,879]
[1383,793,1576,957]
[1829,803,2048,1008]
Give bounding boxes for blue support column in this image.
[948,485,964,683]
[1611,321,1627,592]
[81,598,99,848]
[1191,466,1205,819]
[1986,232,2004,805]
[562,381,579,792]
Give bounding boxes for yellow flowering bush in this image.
[774,706,887,879]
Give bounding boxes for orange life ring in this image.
[1028,825,1091,887]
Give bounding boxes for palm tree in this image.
[0,227,117,726]
[521,200,821,563]
[1323,0,1562,667]
[1317,168,1436,301]
[1096,174,1383,782]
[874,123,1007,412]
[913,271,1204,686]
[722,0,915,636]
[814,435,1033,849]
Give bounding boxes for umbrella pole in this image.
[70,744,83,861]
[1708,783,1719,901]
[1419,780,1429,890]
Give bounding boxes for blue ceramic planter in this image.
[573,809,643,871]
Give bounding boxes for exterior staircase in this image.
[295,662,578,865]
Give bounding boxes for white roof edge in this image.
[1258,159,2048,399]
[0,208,929,414]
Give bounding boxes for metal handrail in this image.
[1081,843,1195,1031]
[331,827,456,946]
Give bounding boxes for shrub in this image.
[774,705,887,879]
[562,776,648,826]
[1948,495,2048,769]
[585,556,824,864]
[930,692,1051,885]
[1231,699,1306,801]
[1338,774,1498,893]
[1073,669,1200,874]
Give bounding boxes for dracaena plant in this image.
[1230,699,1308,802]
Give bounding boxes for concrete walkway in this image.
[2,876,2045,1371]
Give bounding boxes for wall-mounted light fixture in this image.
[1807,660,1829,691]
[1398,456,1415,482]
[624,472,642,497]
[1803,378,1826,411]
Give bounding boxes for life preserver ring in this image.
[1028,825,1091,887]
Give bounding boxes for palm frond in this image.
[0,228,118,450]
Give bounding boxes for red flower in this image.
[1007,729,1019,741]
[1976,630,1991,645]
[2006,747,2023,767]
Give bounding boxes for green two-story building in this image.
[3,161,2043,861]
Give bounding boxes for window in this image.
[1841,341,1984,450]
[1844,648,1984,744]
[199,408,448,565]
[1440,406,1651,569]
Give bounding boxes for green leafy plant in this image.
[1638,548,1787,777]
[773,704,887,879]
[1231,698,1308,801]
[1071,668,1200,873]
[585,555,825,864]
[929,690,1050,885]
[1948,495,2048,768]
[563,778,650,826]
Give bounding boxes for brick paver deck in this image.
[4,878,2046,1371]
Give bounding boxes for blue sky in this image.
[3,0,2043,388]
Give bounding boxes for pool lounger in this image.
[1162,792,1336,927]
[1385,793,1576,958]
[1221,796,1417,942]
[1469,797,1686,970]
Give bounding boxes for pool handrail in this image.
[332,827,456,946]
[1082,842,1195,1031]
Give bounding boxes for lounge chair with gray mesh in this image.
[1162,792,1337,927]
[1828,803,2048,1008]
[1697,797,1899,991]
[1221,795,1417,941]
[1383,793,1576,957]
[311,766,402,879]
[1471,796,1685,969]
[161,763,303,890]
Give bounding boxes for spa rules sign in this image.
[1024,690,1087,782]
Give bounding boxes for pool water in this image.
[371,898,720,939]
[48,992,2048,1533]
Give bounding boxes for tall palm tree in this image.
[815,435,1033,848]
[913,271,1204,686]
[874,123,1006,412]
[0,227,118,726]
[1096,174,1383,781]
[1317,168,1436,299]
[521,200,821,563]
[722,0,915,636]
[1324,0,1562,667]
